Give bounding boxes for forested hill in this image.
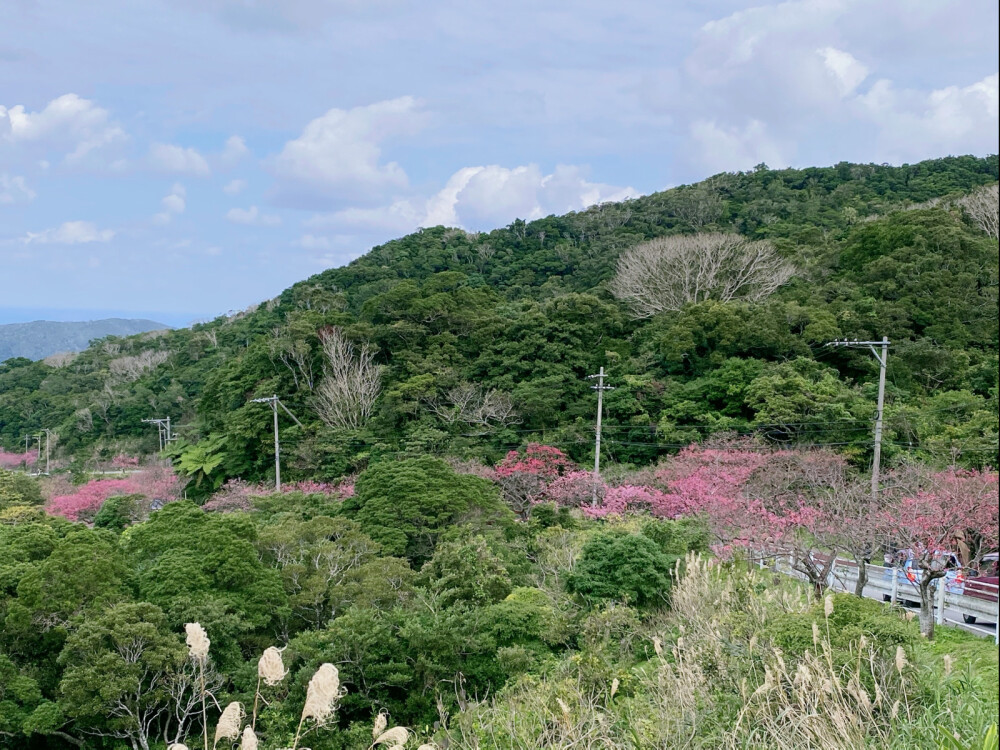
[0,318,168,362]
[1,155,997,488]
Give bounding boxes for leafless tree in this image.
[958,183,999,240]
[424,383,520,428]
[43,351,78,368]
[609,232,795,318]
[313,327,381,430]
[200,329,218,348]
[109,350,170,382]
[268,326,317,391]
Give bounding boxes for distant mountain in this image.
[0,318,170,362]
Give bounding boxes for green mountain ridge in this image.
[0,318,169,363]
[1,155,997,483]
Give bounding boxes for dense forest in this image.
[0,155,998,748]
[1,156,998,486]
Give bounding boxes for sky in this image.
[1,0,997,327]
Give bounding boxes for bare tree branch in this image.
[609,232,795,318]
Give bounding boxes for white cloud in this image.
[23,221,115,244]
[0,93,126,164]
[0,173,35,204]
[304,162,637,236]
[223,178,246,194]
[225,205,282,226]
[296,233,334,250]
[855,72,999,160]
[153,183,187,225]
[272,96,425,205]
[148,143,211,176]
[818,47,868,97]
[220,135,249,165]
[423,163,637,229]
[689,119,789,173]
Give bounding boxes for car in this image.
[957,552,999,625]
[881,549,964,606]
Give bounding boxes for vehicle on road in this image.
[881,550,964,606]
[955,552,999,625]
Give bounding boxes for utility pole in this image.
[142,418,174,451]
[825,337,890,499]
[585,367,614,506]
[250,395,303,492]
[42,429,53,475]
[32,434,42,475]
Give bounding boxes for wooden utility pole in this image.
[825,337,890,498]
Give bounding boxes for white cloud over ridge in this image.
[305,162,637,242]
[272,96,425,205]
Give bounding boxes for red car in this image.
[961,552,999,624]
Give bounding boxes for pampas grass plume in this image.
[302,663,341,723]
[373,726,409,746]
[258,646,288,686]
[652,636,663,656]
[185,622,210,661]
[372,712,388,740]
[943,654,953,676]
[169,745,189,750]
[895,646,907,674]
[824,595,834,619]
[240,727,258,750]
[215,702,244,747]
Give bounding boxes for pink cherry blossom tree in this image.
[881,466,999,638]
[494,444,578,518]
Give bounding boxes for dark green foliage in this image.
[345,456,510,564]
[0,157,996,484]
[92,493,143,531]
[566,529,676,607]
[0,470,43,510]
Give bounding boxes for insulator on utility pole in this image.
[585,367,615,507]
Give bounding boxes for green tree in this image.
[344,456,509,564]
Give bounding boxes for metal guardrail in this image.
[762,553,999,645]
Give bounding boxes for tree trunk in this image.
[853,560,868,597]
[918,579,936,639]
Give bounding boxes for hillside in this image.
[0,156,997,486]
[0,318,168,362]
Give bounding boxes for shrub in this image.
[93,494,144,531]
[566,530,675,607]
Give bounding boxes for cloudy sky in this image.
[1,0,997,325]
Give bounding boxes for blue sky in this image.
[1,0,997,327]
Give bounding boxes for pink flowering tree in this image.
[47,478,139,522]
[46,464,181,523]
[0,450,37,470]
[110,454,141,471]
[881,467,999,638]
[494,444,578,518]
